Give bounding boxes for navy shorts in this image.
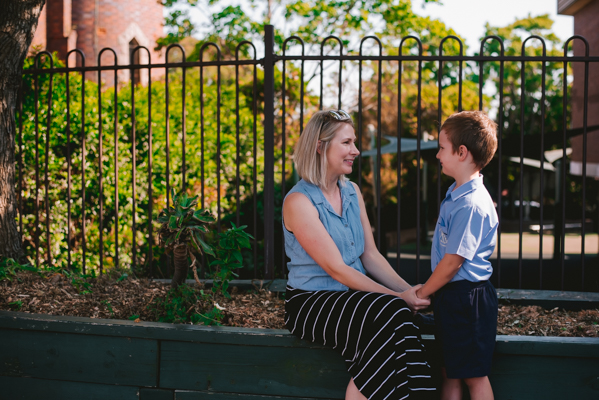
[433,279,498,379]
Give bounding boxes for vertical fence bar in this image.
[494,38,505,288]
[415,48,423,282]
[97,49,118,274]
[131,57,137,274]
[165,49,171,208]
[396,45,403,271]
[147,51,154,276]
[358,51,363,189]
[581,44,589,290]
[44,57,54,268]
[200,48,205,209]
[216,52,221,231]
[44,56,54,268]
[97,55,104,275]
[263,25,276,279]
[281,43,287,271]
[560,44,569,290]
[518,47,525,289]
[236,48,242,226]
[539,53,547,289]
[252,54,258,278]
[34,60,39,269]
[81,59,87,275]
[437,46,443,212]
[375,39,383,251]
[66,58,72,270]
[113,60,119,270]
[181,50,187,191]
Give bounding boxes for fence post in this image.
[263,25,276,279]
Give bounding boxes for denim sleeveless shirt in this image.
[283,179,366,291]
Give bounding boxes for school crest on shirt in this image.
[438,226,448,246]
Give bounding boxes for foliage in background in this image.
[18,52,269,276]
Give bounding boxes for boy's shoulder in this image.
[445,183,497,222]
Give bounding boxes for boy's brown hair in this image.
[441,111,498,170]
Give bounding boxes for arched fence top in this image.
[320,35,344,56]
[34,50,54,70]
[283,36,305,56]
[66,49,86,67]
[129,46,151,65]
[236,41,257,61]
[521,35,547,57]
[399,35,423,56]
[165,43,186,64]
[564,35,590,57]
[199,42,222,62]
[98,47,118,66]
[479,35,504,57]
[438,35,464,57]
[359,36,383,56]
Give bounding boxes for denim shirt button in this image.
[345,224,348,227]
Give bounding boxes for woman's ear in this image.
[316,140,322,154]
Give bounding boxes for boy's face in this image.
[436,129,460,179]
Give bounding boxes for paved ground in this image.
[388,233,599,259]
[493,233,598,259]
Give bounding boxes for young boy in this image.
[416,111,499,400]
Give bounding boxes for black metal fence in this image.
[17,25,599,291]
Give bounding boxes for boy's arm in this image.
[416,253,464,299]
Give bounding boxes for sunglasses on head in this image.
[326,110,351,121]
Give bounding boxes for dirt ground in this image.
[1,271,598,337]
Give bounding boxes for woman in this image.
[283,110,436,400]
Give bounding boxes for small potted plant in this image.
[157,190,215,288]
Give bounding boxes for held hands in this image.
[399,284,430,312]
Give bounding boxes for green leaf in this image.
[168,216,178,230]
[232,251,242,263]
[195,232,215,257]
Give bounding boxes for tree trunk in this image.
[171,244,189,288]
[0,0,45,261]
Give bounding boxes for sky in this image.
[412,0,574,54]
[183,0,574,55]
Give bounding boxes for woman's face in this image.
[323,124,360,177]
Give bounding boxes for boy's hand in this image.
[400,284,430,312]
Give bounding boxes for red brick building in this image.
[31,0,165,85]
[558,0,599,177]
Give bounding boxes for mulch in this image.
[1,271,597,336]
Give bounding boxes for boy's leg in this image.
[464,376,494,400]
[440,367,462,400]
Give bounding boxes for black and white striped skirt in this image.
[285,286,436,400]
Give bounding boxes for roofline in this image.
[558,0,594,15]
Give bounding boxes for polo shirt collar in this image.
[447,174,484,201]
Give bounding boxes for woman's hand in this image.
[399,284,430,312]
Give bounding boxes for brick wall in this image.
[73,0,165,84]
[31,0,165,84]
[564,0,599,171]
[30,5,46,53]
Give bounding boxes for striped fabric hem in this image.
[285,286,436,400]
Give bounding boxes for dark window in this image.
[129,38,140,85]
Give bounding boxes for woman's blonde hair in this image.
[293,110,355,189]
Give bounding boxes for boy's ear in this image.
[458,145,468,161]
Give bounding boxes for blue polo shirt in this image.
[431,175,498,282]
